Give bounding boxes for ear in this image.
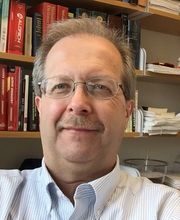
[125,100,134,118]
[35,96,42,116]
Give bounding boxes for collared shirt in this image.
[0,158,180,220]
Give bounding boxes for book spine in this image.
[7,0,26,55]
[0,64,8,130]
[7,66,21,131]
[56,5,68,21]
[0,0,10,52]
[23,74,30,131]
[32,2,56,37]
[32,13,42,56]
[24,16,32,56]
[91,11,107,23]
[28,73,39,131]
[127,19,141,69]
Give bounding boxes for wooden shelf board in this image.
[23,0,144,14]
[0,52,34,64]
[136,70,180,84]
[141,9,180,36]
[0,131,40,138]
[0,131,179,138]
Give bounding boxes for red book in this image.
[31,2,57,38]
[7,0,26,54]
[56,5,68,21]
[7,66,21,131]
[0,64,8,130]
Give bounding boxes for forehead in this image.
[45,34,124,79]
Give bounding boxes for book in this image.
[7,0,26,54]
[31,2,57,38]
[107,15,123,30]
[23,73,30,131]
[127,19,141,69]
[28,73,39,131]
[0,0,10,52]
[24,16,32,56]
[32,13,42,56]
[56,5,68,21]
[0,64,7,130]
[7,65,21,131]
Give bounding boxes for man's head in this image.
[33,18,135,175]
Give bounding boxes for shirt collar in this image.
[88,156,121,218]
[39,156,122,216]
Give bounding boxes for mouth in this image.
[60,126,100,133]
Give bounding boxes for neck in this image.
[45,157,116,203]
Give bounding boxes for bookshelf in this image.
[0,0,180,168]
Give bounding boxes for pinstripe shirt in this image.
[0,158,180,220]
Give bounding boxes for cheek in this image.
[40,99,65,124]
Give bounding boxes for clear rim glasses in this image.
[38,76,125,100]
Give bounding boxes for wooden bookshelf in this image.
[136,70,180,84]
[0,131,40,138]
[22,0,180,36]
[0,131,179,138]
[0,52,34,66]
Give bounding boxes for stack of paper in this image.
[147,64,180,75]
[149,0,180,15]
[143,108,180,135]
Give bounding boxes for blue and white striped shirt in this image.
[0,158,180,220]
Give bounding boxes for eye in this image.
[50,82,71,94]
[93,84,109,91]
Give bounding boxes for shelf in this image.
[0,52,34,66]
[136,70,180,84]
[141,8,180,36]
[0,131,180,139]
[23,0,145,14]
[22,0,180,36]
[0,131,40,139]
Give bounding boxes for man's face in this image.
[36,34,133,169]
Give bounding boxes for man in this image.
[0,18,179,219]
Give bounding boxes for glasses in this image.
[38,76,124,100]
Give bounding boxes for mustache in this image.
[57,116,105,131]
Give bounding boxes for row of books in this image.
[0,0,141,68]
[0,63,39,131]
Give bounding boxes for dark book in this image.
[122,0,138,4]
[127,19,141,69]
[32,12,42,56]
[28,73,39,131]
[107,14,123,30]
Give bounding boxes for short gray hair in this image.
[33,18,135,100]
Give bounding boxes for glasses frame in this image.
[38,76,125,100]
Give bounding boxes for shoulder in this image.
[117,172,180,217]
[0,168,41,193]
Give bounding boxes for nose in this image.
[66,84,93,115]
